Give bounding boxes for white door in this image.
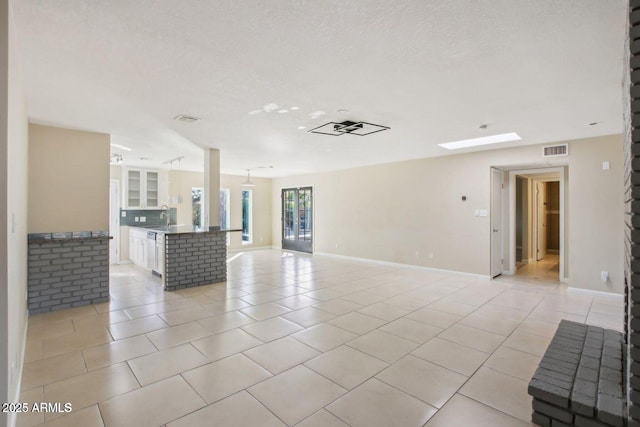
[491,168,503,278]
[536,181,546,261]
[109,179,120,264]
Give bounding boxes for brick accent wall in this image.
[629,2,640,426]
[27,238,110,314]
[163,231,226,291]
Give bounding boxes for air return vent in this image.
[542,144,568,157]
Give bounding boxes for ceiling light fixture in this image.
[111,143,132,152]
[278,109,289,113]
[308,120,390,136]
[290,107,299,110]
[298,126,306,130]
[241,169,256,187]
[438,132,521,150]
[110,153,123,164]
[263,103,279,112]
[174,114,201,123]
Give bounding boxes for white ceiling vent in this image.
[542,144,568,157]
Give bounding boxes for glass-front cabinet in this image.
[124,168,165,208]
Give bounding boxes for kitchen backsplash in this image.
[120,208,177,227]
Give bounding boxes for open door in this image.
[491,168,503,278]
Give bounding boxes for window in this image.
[220,189,230,244]
[192,187,203,227]
[242,190,252,244]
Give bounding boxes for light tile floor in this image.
[17,249,624,427]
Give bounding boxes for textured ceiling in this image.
[12,0,626,176]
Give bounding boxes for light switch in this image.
[121,211,127,217]
[479,210,488,217]
[135,217,139,222]
[602,161,610,170]
[474,210,480,217]
[140,216,146,222]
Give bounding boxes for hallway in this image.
[515,255,560,283]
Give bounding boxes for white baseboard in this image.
[314,251,490,280]
[567,286,624,298]
[228,245,274,253]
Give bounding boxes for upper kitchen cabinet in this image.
[124,168,168,208]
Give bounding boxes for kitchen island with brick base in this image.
[147,225,233,291]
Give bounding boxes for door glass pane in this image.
[128,170,141,207]
[284,190,295,241]
[146,171,159,207]
[298,190,307,241]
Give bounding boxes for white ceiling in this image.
[12,0,626,177]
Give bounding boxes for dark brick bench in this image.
[528,320,626,427]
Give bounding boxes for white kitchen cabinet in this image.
[124,168,167,209]
[129,227,149,268]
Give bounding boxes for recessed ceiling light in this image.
[438,132,521,150]
[298,126,306,130]
[248,110,262,115]
[174,114,200,123]
[310,111,326,119]
[110,143,132,152]
[290,107,299,110]
[278,109,289,113]
[337,109,349,114]
[263,103,279,112]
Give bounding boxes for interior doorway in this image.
[511,170,562,281]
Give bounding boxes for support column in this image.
[203,148,220,230]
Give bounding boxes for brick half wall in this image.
[27,238,110,314]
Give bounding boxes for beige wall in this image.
[28,124,110,233]
[3,0,30,420]
[168,170,204,226]
[221,174,272,250]
[568,136,624,293]
[167,170,272,250]
[271,134,624,294]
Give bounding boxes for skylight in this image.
[438,132,521,150]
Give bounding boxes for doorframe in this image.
[507,167,566,281]
[490,168,504,278]
[531,177,560,262]
[109,179,121,264]
[280,185,314,253]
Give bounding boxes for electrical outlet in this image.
[428,252,434,260]
[415,251,419,258]
[121,211,127,217]
[134,217,139,222]
[601,271,609,282]
[335,243,339,249]
[140,216,146,222]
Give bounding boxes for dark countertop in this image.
[130,225,243,234]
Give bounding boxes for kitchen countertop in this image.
[130,225,242,234]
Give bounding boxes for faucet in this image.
[160,205,170,227]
